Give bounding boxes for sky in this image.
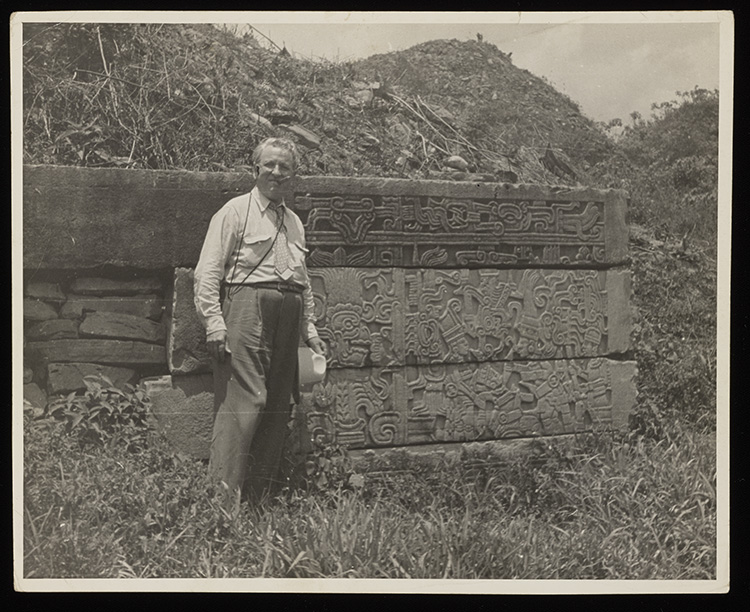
[238,14,724,124]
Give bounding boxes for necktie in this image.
[272,203,292,279]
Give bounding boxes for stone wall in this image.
[23,273,170,404]
[23,165,636,459]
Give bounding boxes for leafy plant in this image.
[46,375,153,450]
[292,439,365,494]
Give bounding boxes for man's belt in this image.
[225,280,305,294]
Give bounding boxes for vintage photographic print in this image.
[12,11,732,593]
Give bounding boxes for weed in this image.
[46,375,153,451]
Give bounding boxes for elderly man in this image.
[194,137,326,513]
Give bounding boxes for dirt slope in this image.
[22,23,614,185]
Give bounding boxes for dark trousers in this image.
[209,285,301,511]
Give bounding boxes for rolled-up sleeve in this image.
[194,206,239,340]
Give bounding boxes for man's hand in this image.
[306,336,327,357]
[206,330,228,363]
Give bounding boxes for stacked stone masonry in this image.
[23,166,635,459]
[23,275,170,406]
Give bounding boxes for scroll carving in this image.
[301,359,630,449]
[310,268,619,368]
[298,194,610,267]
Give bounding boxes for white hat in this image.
[298,346,327,386]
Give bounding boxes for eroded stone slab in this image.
[60,294,165,320]
[26,319,79,341]
[26,339,166,367]
[47,363,138,395]
[24,299,58,321]
[168,268,211,375]
[144,374,214,459]
[69,277,163,296]
[300,359,637,449]
[26,282,67,302]
[79,311,166,344]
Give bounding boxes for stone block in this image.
[26,282,67,302]
[60,294,165,320]
[23,166,627,270]
[168,268,211,375]
[294,178,629,267]
[24,382,47,409]
[142,358,636,457]
[46,363,138,395]
[606,269,633,355]
[298,358,637,450]
[23,165,254,270]
[402,268,632,363]
[69,277,163,296]
[167,266,632,373]
[24,299,58,321]
[308,267,402,369]
[79,311,166,344]
[26,319,79,341]
[144,374,215,459]
[308,267,630,368]
[26,339,166,367]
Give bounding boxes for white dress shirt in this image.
[194,186,318,343]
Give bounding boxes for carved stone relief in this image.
[297,194,614,267]
[300,359,636,450]
[308,268,629,368]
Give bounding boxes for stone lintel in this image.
[24,165,628,270]
[142,358,636,458]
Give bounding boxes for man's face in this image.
[255,146,295,202]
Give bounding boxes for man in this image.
[194,137,326,514]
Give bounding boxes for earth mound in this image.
[22,23,614,186]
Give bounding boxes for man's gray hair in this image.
[252,137,299,170]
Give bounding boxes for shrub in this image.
[46,375,153,450]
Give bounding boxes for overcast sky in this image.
[241,14,724,124]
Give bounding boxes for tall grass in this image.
[23,404,715,580]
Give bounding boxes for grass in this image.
[23,404,716,580]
